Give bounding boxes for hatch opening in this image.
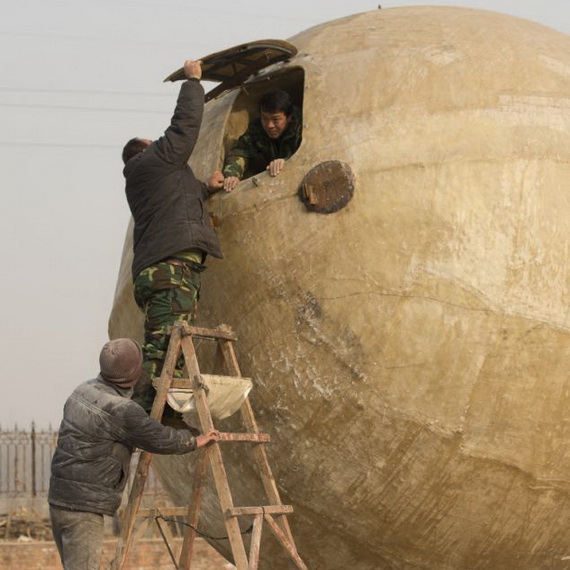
[221,67,304,181]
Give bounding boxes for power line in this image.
[0,86,173,98]
[0,0,312,25]
[0,102,165,114]
[0,28,198,49]
[0,141,117,149]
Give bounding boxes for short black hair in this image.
[122,138,149,165]
[259,90,294,117]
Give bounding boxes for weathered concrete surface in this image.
[110,7,570,569]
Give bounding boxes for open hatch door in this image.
[164,39,297,101]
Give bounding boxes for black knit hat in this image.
[99,338,142,388]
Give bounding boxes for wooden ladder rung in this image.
[153,377,190,389]
[219,432,270,442]
[138,507,189,517]
[226,505,294,518]
[153,373,250,390]
[183,324,237,341]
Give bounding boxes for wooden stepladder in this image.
[112,322,307,570]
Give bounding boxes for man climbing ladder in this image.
[121,59,225,413]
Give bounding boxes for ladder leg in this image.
[264,514,308,570]
[219,341,300,555]
[112,325,184,569]
[178,447,210,569]
[180,335,250,569]
[248,514,263,570]
[112,451,153,570]
[210,445,250,570]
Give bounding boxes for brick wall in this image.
[0,538,234,570]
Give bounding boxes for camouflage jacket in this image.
[222,106,302,179]
[49,376,196,516]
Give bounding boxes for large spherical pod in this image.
[110,7,570,569]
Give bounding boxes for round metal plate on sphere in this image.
[299,160,355,213]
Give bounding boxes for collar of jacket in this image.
[96,374,134,398]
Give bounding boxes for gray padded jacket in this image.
[48,376,196,516]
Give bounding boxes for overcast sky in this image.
[1,0,568,429]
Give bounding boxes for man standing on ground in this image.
[49,338,219,570]
[122,59,224,412]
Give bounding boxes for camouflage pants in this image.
[132,259,205,411]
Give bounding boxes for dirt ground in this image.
[0,538,234,569]
[0,511,234,569]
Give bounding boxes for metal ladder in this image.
[112,321,307,569]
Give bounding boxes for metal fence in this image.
[0,424,164,500]
[0,423,56,498]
